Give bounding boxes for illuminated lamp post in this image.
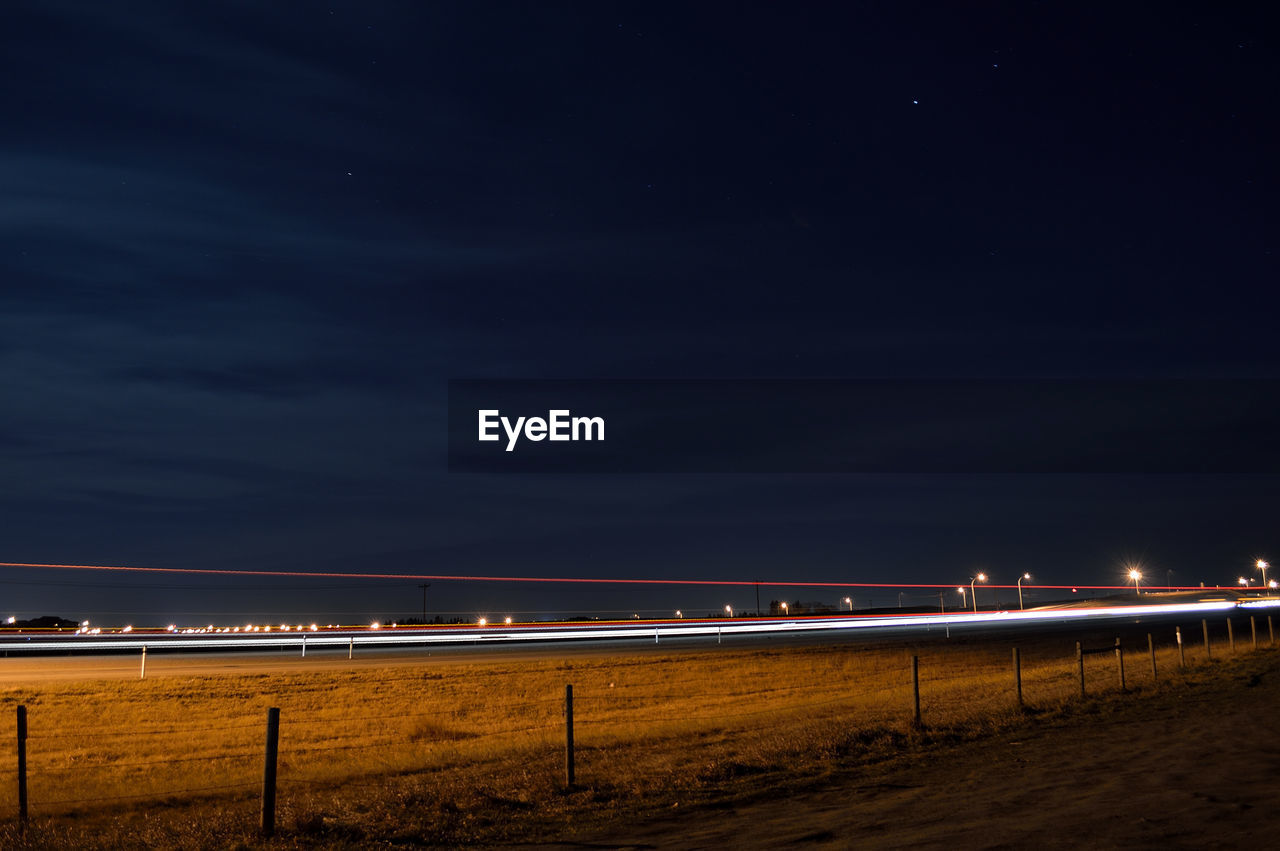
[1017,572,1031,611]
[1128,568,1141,595]
[843,596,853,611]
[1258,560,1270,588]
[969,573,987,613]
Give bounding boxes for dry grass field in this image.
[0,619,1274,847]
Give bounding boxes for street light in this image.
[1128,568,1141,595]
[724,604,733,618]
[780,601,789,616]
[675,610,683,618]
[898,591,905,608]
[843,596,853,611]
[1238,577,1251,589]
[969,573,987,613]
[1016,572,1031,611]
[1258,559,1270,588]
[957,586,966,609]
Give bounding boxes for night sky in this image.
[3,2,1277,624]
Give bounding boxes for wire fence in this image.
[1,613,1275,836]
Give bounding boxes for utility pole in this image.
[755,581,760,617]
[418,583,431,624]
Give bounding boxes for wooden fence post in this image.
[262,707,280,837]
[1176,626,1185,669]
[564,684,575,788]
[17,705,27,829]
[1270,615,1275,646]
[1227,618,1235,653]
[349,636,353,659]
[1202,619,1211,660]
[1251,616,1257,650]
[1114,638,1125,691]
[911,655,921,727]
[1076,641,1085,698]
[1147,634,1156,682]
[1012,647,1023,708]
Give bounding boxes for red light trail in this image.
[0,562,1167,591]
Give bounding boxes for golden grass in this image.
[0,623,1271,847]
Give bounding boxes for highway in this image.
[2,593,1275,683]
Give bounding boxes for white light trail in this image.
[0,598,1255,654]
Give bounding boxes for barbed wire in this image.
[31,752,261,773]
[27,721,261,741]
[32,781,257,807]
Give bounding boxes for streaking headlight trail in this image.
[0,597,1256,654]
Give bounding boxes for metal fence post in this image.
[1114,637,1125,691]
[1176,626,1185,669]
[17,705,28,829]
[140,645,147,680]
[262,707,280,837]
[564,684,575,788]
[1012,647,1023,708]
[910,656,921,727]
[1076,641,1085,698]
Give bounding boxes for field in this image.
[0,619,1276,847]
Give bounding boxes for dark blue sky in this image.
[2,1,1276,624]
